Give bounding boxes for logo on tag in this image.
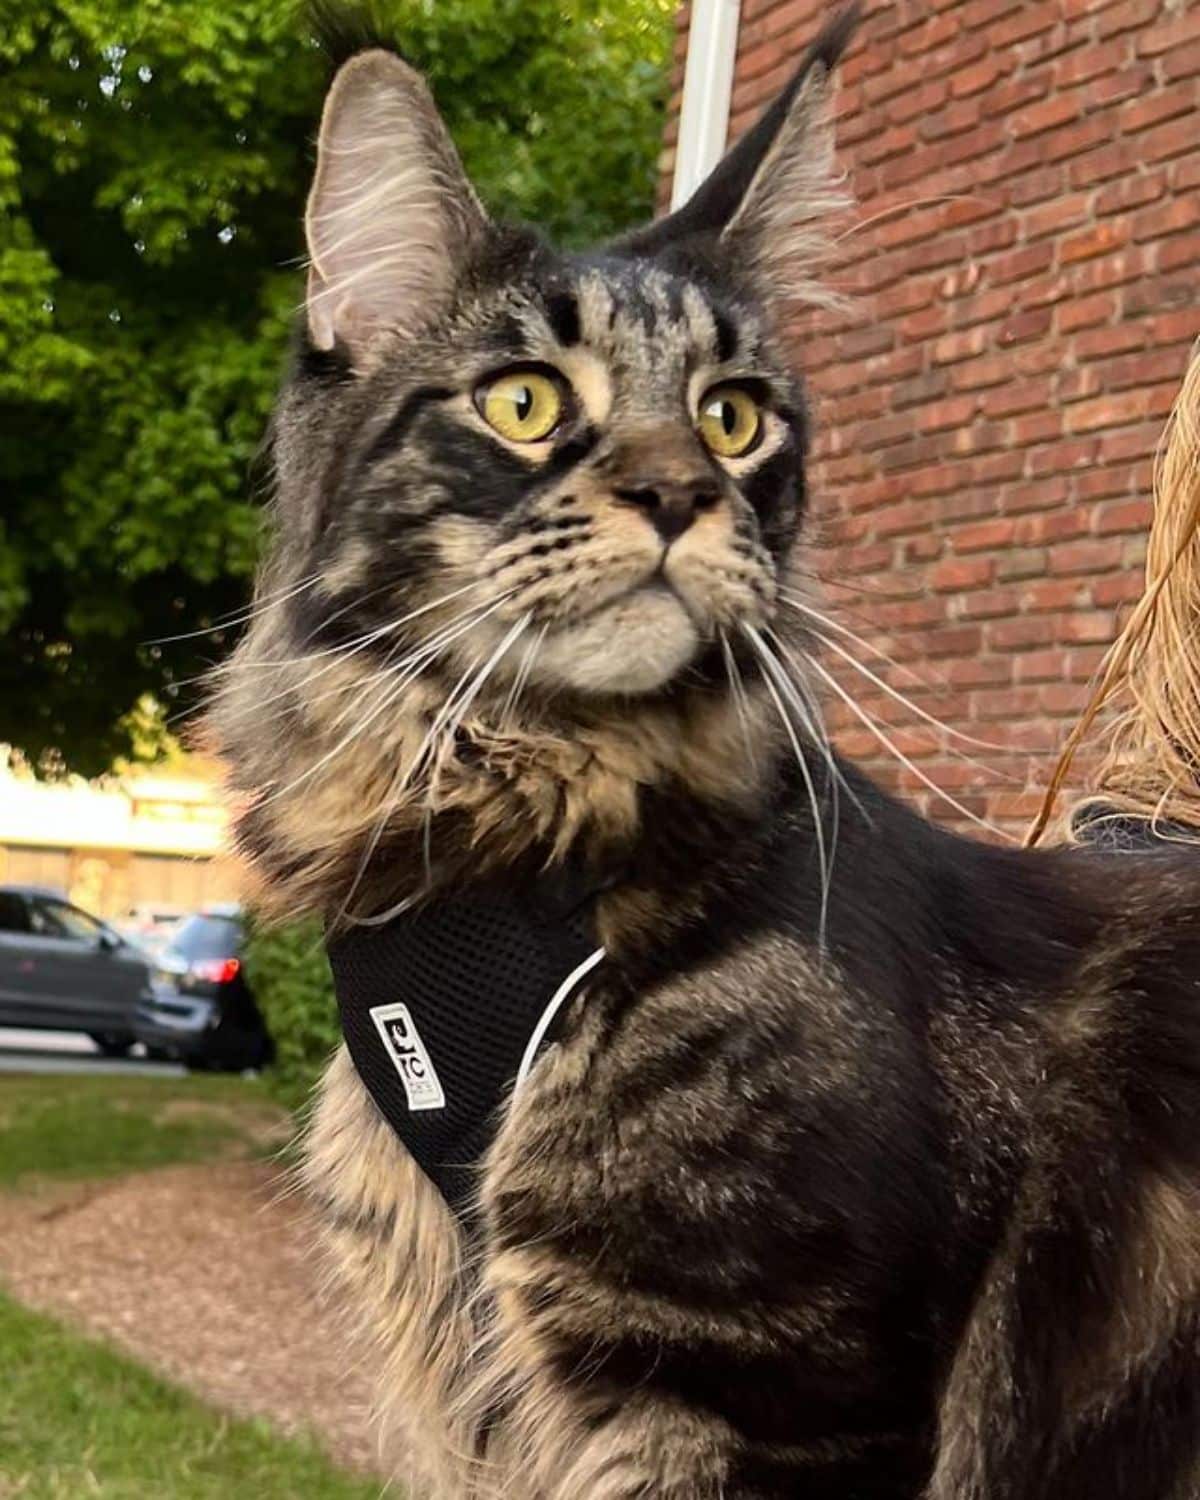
[369,1003,445,1111]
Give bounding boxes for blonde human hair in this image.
[1027,344,1200,846]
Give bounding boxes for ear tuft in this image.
[807,0,863,73]
[304,49,487,362]
[618,3,860,309]
[307,1,410,73]
[720,58,849,311]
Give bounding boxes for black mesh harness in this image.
[327,871,605,1216]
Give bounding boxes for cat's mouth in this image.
[530,578,702,696]
[584,570,706,628]
[627,575,696,616]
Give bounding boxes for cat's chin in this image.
[534,584,701,696]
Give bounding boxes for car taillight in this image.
[190,957,240,985]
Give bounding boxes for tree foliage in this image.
[0,0,675,773]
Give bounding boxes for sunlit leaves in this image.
[0,0,674,772]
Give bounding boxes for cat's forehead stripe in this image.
[680,283,718,357]
[574,272,614,344]
[571,268,727,366]
[544,291,581,349]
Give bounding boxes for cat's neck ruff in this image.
[230,667,781,926]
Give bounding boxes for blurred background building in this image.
[0,749,235,920]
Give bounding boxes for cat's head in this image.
[213,6,858,917]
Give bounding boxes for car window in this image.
[30,898,104,943]
[0,893,30,934]
[168,914,241,961]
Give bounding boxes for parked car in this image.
[0,884,152,1054]
[113,904,184,958]
[135,904,273,1071]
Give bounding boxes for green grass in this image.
[0,1292,380,1500]
[0,1074,290,1191]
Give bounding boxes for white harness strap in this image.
[514,946,607,1092]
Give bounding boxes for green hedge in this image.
[242,919,338,1109]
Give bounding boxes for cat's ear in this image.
[304,50,487,360]
[623,2,859,305]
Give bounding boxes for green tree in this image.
[0,0,675,774]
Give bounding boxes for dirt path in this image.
[0,1160,383,1474]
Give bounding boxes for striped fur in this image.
[211,9,1200,1497]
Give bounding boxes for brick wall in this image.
[661,0,1200,838]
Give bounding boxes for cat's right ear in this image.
[304,50,487,363]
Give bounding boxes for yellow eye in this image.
[697,385,762,458]
[478,370,564,443]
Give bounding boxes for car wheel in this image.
[91,1033,133,1058]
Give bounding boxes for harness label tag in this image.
[369,1002,446,1111]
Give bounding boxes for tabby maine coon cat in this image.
[209,8,1200,1497]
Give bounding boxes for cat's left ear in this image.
[623,2,860,305]
[304,49,487,362]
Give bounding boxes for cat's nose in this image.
[613,480,721,543]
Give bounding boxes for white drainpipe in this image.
[670,0,743,210]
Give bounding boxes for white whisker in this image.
[410,614,532,790]
[323,597,516,732]
[176,581,476,708]
[760,625,868,821]
[420,616,531,881]
[742,624,833,951]
[212,586,518,734]
[145,573,322,646]
[337,613,532,926]
[342,892,423,929]
[812,631,1023,786]
[500,623,548,728]
[807,656,1012,840]
[834,193,1002,245]
[719,632,756,767]
[238,580,488,672]
[257,595,519,811]
[779,591,1011,754]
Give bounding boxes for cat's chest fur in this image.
[301,764,1200,1499]
[479,866,961,1448]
